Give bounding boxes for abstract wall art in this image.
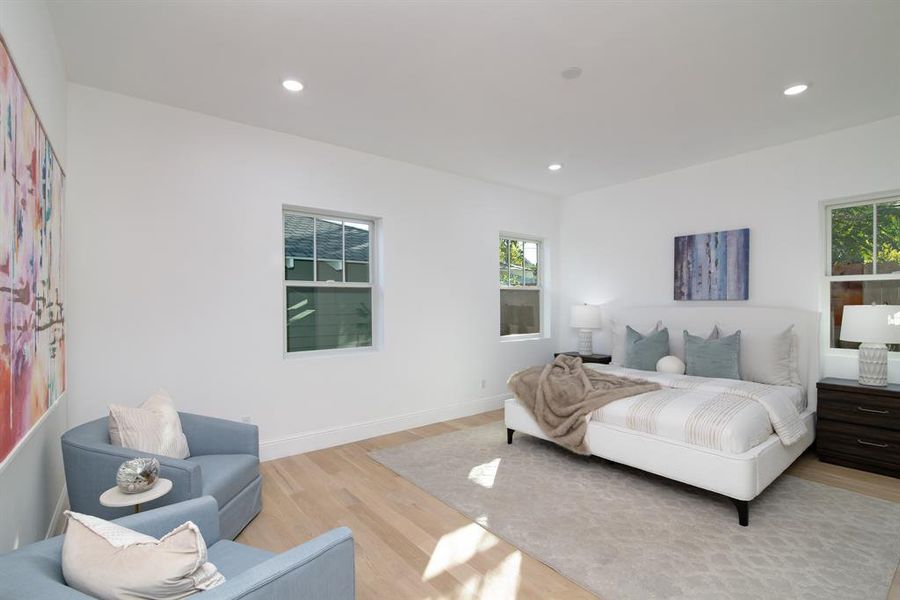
[674,228,748,301]
[0,35,65,464]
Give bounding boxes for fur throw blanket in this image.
[507,354,660,454]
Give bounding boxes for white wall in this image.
[0,0,69,550]
[557,116,900,381]
[66,84,559,459]
[0,1,67,162]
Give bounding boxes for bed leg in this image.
[507,428,514,445]
[732,499,749,526]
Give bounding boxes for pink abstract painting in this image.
[0,36,65,464]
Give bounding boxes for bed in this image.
[504,305,819,526]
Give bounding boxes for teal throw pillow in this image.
[624,326,670,372]
[684,328,741,379]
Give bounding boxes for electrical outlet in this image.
[241,416,252,424]
[480,379,487,389]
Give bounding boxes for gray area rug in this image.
[370,421,900,600]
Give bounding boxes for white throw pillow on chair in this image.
[61,511,224,600]
[109,389,190,459]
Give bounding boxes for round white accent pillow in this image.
[656,355,685,374]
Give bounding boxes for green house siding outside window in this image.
[284,210,375,353]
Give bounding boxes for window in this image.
[499,236,542,336]
[827,195,900,350]
[283,209,375,353]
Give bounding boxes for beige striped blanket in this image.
[587,364,809,452]
[507,355,660,454]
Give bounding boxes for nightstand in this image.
[554,351,611,364]
[816,378,900,478]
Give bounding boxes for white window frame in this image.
[823,191,900,354]
[282,206,379,357]
[499,234,544,341]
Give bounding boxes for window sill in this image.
[283,346,378,361]
[500,333,545,343]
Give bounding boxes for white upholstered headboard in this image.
[603,305,821,410]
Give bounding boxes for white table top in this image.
[99,478,173,508]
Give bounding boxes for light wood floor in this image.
[237,410,900,599]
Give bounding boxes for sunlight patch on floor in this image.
[467,458,501,489]
[477,550,522,598]
[422,522,500,581]
[453,574,482,600]
[424,549,524,600]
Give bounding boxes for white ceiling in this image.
[49,1,900,196]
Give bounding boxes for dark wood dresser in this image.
[816,378,900,478]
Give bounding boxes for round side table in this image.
[99,478,173,513]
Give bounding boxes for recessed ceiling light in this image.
[783,83,808,96]
[282,79,304,92]
[548,163,563,171]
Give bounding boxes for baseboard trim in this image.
[46,484,68,539]
[259,394,509,461]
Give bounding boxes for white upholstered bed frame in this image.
[504,305,820,526]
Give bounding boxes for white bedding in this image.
[585,364,807,454]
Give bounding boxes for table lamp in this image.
[839,304,900,386]
[571,304,603,356]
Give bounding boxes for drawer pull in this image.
[857,406,890,415]
[857,439,889,448]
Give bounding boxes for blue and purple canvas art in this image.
[674,228,749,301]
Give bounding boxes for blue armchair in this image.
[0,497,355,600]
[62,412,261,540]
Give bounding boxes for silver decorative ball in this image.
[116,458,160,494]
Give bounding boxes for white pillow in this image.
[737,325,797,386]
[610,319,662,366]
[789,332,802,386]
[62,511,224,600]
[109,389,190,459]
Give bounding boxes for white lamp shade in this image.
[571,304,603,330]
[840,304,900,344]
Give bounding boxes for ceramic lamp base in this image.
[858,342,888,387]
[577,330,593,356]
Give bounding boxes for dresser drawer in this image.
[817,390,900,431]
[817,419,900,468]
